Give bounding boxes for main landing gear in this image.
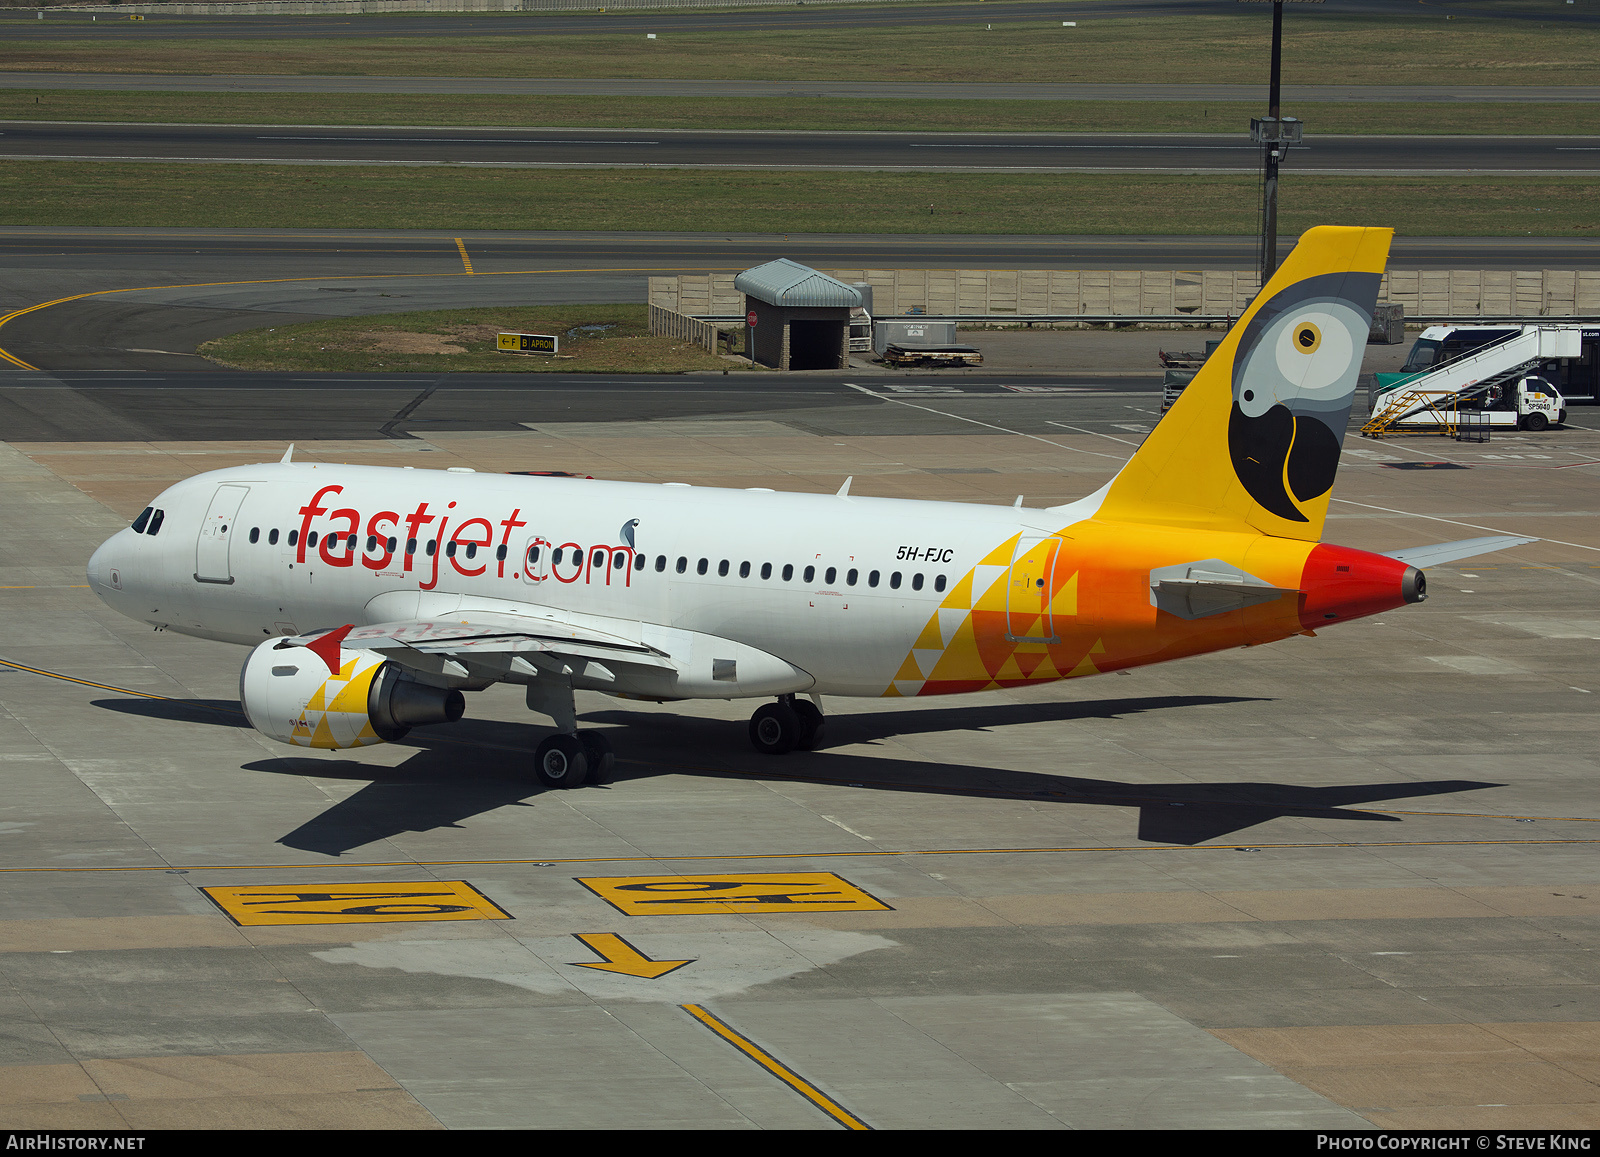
[748,694,825,755]
[527,676,615,789]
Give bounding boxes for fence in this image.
[648,303,720,352]
[650,270,1600,322]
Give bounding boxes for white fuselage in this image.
[87,462,1100,698]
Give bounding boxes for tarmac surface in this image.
[1,347,1598,1128]
[5,123,1592,175]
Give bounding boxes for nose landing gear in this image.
[748,695,825,755]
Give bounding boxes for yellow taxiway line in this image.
[682,1003,871,1131]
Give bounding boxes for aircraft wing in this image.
[1383,535,1538,569]
[285,613,677,677]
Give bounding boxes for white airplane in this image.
[86,227,1533,788]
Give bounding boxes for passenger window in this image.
[249,527,260,544]
[718,560,729,577]
[446,541,457,558]
[132,508,152,534]
[366,535,377,552]
[761,563,772,580]
[389,537,398,553]
[613,553,625,570]
[148,509,164,536]
[891,572,901,589]
[592,549,604,568]
[634,553,646,571]
[846,568,857,586]
[552,547,563,564]
[656,555,667,572]
[739,561,751,578]
[782,564,793,581]
[426,540,436,557]
[697,558,708,575]
[269,528,280,546]
[825,566,837,585]
[307,531,319,548]
[804,565,815,583]
[466,543,478,560]
[868,570,879,588]
[934,575,947,592]
[347,534,357,550]
[287,528,297,546]
[407,538,417,555]
[912,573,924,591]
[676,557,687,574]
[495,544,506,561]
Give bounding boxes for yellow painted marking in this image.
[578,872,893,916]
[454,237,474,275]
[569,933,694,979]
[202,881,511,927]
[682,1004,870,1130]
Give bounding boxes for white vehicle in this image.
[85,227,1534,789]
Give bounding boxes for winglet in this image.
[305,624,354,676]
[281,444,295,464]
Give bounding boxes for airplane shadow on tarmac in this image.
[94,694,1503,857]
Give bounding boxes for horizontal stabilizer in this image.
[1383,535,1538,569]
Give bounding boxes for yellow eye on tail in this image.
[1293,321,1322,353]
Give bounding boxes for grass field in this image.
[7,12,1600,86]
[200,304,735,373]
[3,160,1598,236]
[7,90,1600,136]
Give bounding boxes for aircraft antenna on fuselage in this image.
[280,444,295,464]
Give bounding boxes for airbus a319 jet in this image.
[86,227,1531,787]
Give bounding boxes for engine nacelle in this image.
[240,638,465,750]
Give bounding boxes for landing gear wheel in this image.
[749,701,801,755]
[534,734,590,788]
[578,731,615,783]
[791,699,825,751]
[1524,412,1549,432]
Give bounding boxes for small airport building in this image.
[735,259,863,371]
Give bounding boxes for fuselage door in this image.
[521,535,552,585]
[194,484,249,584]
[1005,534,1062,644]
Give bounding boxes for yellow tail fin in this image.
[1098,225,1393,542]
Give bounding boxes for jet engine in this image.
[240,637,464,750]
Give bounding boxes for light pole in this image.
[1246,1,1317,288]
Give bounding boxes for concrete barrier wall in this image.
[60,0,878,15]
[650,270,1600,321]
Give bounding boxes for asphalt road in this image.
[5,122,1596,174]
[7,73,1600,102]
[0,0,1426,41]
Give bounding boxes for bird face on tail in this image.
[1227,272,1380,524]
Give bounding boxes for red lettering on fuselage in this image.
[362,511,399,571]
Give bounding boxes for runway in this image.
[7,72,1600,103]
[7,122,1596,174]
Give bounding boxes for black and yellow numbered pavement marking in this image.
[682,1004,871,1131]
[577,872,893,917]
[202,881,512,927]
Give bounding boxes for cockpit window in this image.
[132,508,153,534]
[147,509,165,536]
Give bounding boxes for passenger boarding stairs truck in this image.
[1364,325,1576,437]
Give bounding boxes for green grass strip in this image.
[3,162,1598,236]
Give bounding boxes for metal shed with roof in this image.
[734,259,863,371]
